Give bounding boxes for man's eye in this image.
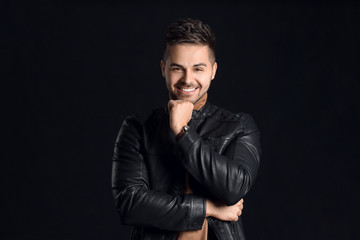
[195,68,203,71]
[172,67,181,71]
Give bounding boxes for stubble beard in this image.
[169,88,208,104]
[168,77,212,104]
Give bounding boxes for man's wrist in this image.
[175,129,185,141]
[205,199,214,217]
[175,125,189,141]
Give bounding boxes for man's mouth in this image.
[177,87,198,93]
[181,88,196,92]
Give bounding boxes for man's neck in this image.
[193,93,207,110]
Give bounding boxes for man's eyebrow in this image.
[169,63,184,68]
[169,63,207,68]
[194,63,207,67]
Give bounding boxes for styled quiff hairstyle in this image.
[163,18,216,63]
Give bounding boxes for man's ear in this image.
[160,60,165,78]
[211,62,218,80]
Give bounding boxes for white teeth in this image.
[181,88,196,92]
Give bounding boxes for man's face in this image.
[161,44,217,104]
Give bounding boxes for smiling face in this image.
[161,44,217,104]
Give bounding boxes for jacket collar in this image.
[191,101,214,119]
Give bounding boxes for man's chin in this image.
[170,93,196,102]
[178,96,197,103]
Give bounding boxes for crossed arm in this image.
[112,101,260,231]
[169,100,260,219]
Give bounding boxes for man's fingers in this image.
[236,199,243,206]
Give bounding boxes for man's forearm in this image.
[175,121,261,205]
[113,183,206,231]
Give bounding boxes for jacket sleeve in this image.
[112,115,206,231]
[174,113,261,206]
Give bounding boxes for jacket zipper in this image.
[208,218,222,240]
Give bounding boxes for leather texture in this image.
[112,102,261,240]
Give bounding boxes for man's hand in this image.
[206,198,244,221]
[168,100,194,135]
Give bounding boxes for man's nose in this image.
[181,70,192,84]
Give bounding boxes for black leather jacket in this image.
[112,102,261,240]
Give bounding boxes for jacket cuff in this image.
[185,194,206,230]
[174,127,201,163]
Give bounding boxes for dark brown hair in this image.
[163,18,216,62]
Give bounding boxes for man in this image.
[112,18,261,240]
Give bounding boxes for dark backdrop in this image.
[2,1,359,239]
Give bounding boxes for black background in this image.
[2,1,359,239]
